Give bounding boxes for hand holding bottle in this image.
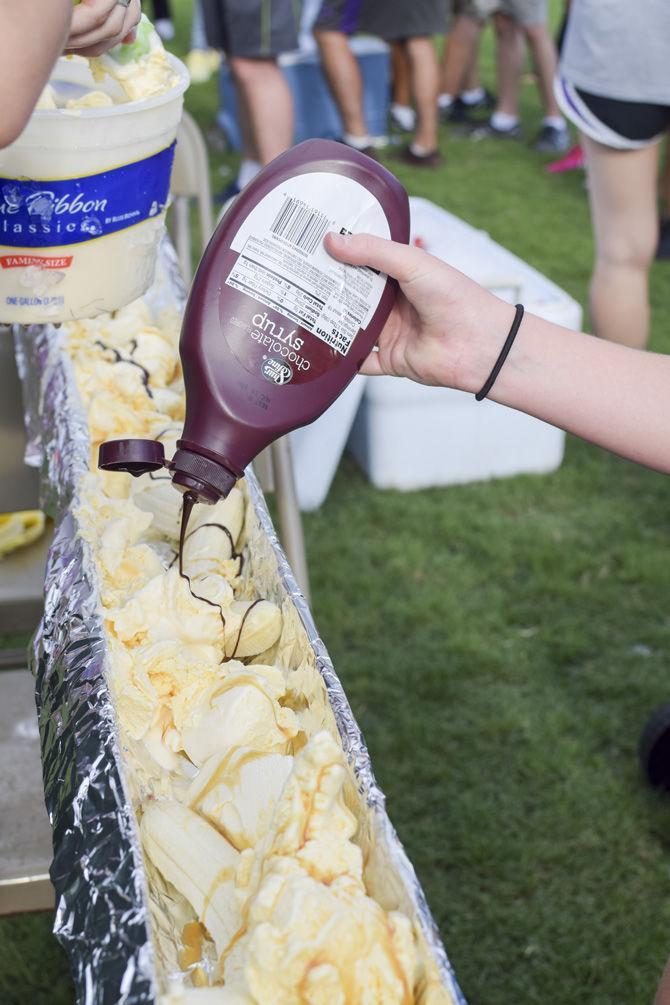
[325,230,670,475]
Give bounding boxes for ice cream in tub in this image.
[0,17,188,325]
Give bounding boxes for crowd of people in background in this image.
[157,0,670,357]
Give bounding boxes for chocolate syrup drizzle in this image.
[94,339,154,399]
[177,495,258,662]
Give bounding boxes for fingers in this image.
[324,231,427,285]
[67,0,141,54]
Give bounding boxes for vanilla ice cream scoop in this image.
[175,665,298,767]
[187,749,294,851]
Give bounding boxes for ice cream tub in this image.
[0,46,188,325]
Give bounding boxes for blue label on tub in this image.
[0,141,176,248]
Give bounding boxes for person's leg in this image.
[583,134,660,348]
[439,14,482,108]
[654,958,670,1005]
[492,11,523,119]
[313,29,369,143]
[406,35,440,151]
[523,22,562,118]
[390,39,416,131]
[228,57,294,164]
[392,40,412,106]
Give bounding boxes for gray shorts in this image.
[200,0,299,57]
[363,0,449,40]
[496,0,547,25]
[447,0,546,24]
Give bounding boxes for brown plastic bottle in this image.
[99,139,410,508]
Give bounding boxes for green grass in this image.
[2,3,670,1003]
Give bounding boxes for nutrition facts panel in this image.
[228,172,390,356]
[227,233,372,356]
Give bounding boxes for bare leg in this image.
[234,83,258,163]
[406,35,440,150]
[493,12,524,118]
[524,22,561,117]
[583,134,660,348]
[391,39,412,107]
[313,29,368,140]
[654,958,670,1005]
[440,14,482,99]
[228,57,293,164]
[463,34,482,92]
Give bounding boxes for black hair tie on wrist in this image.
[475,303,525,402]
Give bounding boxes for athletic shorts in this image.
[495,0,547,25]
[200,0,299,57]
[447,0,545,26]
[314,0,366,34]
[363,0,449,40]
[556,75,670,150]
[446,0,497,27]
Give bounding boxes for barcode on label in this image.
[270,197,329,255]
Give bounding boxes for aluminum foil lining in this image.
[16,239,466,1005]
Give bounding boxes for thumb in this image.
[324,232,424,284]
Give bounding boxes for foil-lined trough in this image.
[15,241,466,1005]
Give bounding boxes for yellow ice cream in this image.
[64,294,454,1005]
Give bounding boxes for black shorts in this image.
[201,0,299,57]
[314,0,367,34]
[556,76,670,149]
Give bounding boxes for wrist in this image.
[451,295,519,396]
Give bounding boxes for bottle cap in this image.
[98,439,165,476]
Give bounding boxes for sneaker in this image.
[545,143,585,174]
[393,145,443,168]
[440,97,470,123]
[469,121,523,141]
[390,104,417,133]
[154,18,175,42]
[534,123,571,153]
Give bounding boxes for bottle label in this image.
[0,142,176,249]
[227,172,390,360]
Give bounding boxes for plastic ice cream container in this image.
[0,50,188,325]
[99,139,410,528]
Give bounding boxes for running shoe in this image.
[393,145,443,168]
[534,123,571,153]
[469,121,523,141]
[545,144,585,173]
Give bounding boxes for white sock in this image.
[437,92,454,109]
[490,111,520,131]
[460,86,485,105]
[542,115,566,130]
[237,159,261,188]
[409,142,434,157]
[391,103,416,130]
[343,132,372,150]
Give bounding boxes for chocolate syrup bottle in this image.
[99,140,410,516]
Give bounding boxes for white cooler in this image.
[347,198,583,491]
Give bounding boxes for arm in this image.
[325,232,670,474]
[0,0,71,148]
